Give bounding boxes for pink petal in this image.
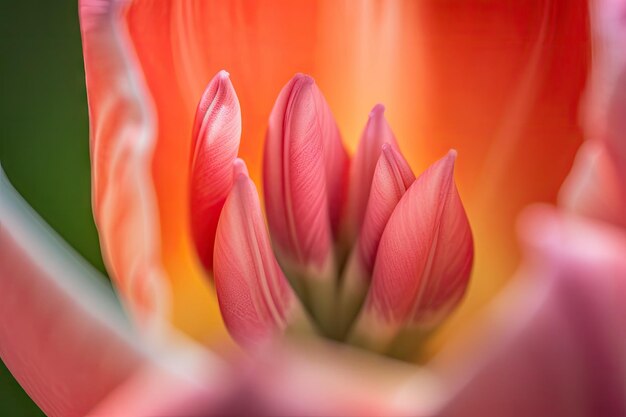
[343,105,399,245]
[190,70,242,273]
[0,169,144,417]
[436,206,626,417]
[355,143,416,278]
[339,144,414,333]
[352,151,474,351]
[214,160,307,348]
[585,0,626,181]
[263,74,335,274]
[560,140,626,227]
[80,0,170,327]
[89,349,224,416]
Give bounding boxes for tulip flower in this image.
[2,0,625,416]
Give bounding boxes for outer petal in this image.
[435,206,626,417]
[190,70,241,273]
[0,168,143,417]
[215,160,309,348]
[80,0,171,331]
[351,151,474,353]
[343,105,399,245]
[80,0,222,340]
[339,144,414,334]
[563,0,626,229]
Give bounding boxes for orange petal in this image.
[80,0,224,341]
[190,70,241,273]
[0,169,144,417]
[79,0,171,330]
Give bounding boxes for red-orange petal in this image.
[79,0,171,329]
[189,70,241,273]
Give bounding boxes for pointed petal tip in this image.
[369,104,386,118]
[189,69,241,273]
[233,158,249,180]
[293,72,314,83]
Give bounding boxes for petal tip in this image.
[233,158,249,180]
[369,104,386,118]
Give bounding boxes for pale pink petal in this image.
[89,348,224,416]
[436,206,626,417]
[0,169,144,417]
[263,74,335,274]
[214,160,307,348]
[343,105,399,244]
[352,151,474,352]
[560,140,626,227]
[80,0,170,329]
[190,70,242,273]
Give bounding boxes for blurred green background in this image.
[1,1,106,415]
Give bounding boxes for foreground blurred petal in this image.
[436,206,626,417]
[560,140,626,227]
[563,0,626,229]
[352,152,473,354]
[89,343,224,416]
[79,0,171,331]
[584,0,626,180]
[215,160,310,347]
[0,168,143,417]
[343,105,399,245]
[190,70,241,274]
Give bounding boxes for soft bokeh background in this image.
[1,1,103,414]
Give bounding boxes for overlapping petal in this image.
[352,151,473,353]
[339,144,414,333]
[343,105,399,244]
[189,70,241,273]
